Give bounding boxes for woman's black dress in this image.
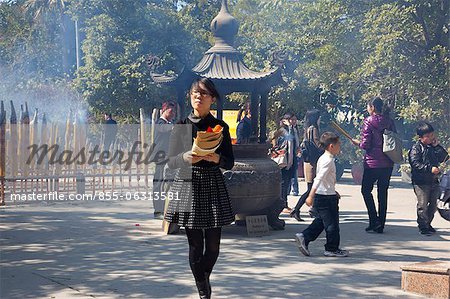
[164,112,235,229]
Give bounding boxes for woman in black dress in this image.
[164,78,234,299]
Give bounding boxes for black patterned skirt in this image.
[164,165,235,229]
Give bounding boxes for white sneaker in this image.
[323,249,348,257]
[294,233,310,256]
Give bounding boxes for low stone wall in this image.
[401,261,450,298]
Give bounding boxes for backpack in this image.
[383,129,403,163]
[301,126,324,165]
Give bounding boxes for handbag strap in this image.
[307,126,315,143]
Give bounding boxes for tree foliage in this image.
[0,0,448,143]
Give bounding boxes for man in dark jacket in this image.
[152,101,177,219]
[236,109,251,144]
[103,113,117,150]
[408,122,448,235]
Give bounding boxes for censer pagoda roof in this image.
[150,0,281,86]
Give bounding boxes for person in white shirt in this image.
[294,132,348,257]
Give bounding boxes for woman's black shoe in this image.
[195,280,210,299]
[366,223,382,233]
[365,225,375,232]
[289,210,305,222]
[374,226,384,233]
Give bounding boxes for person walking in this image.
[295,132,348,257]
[352,97,396,233]
[103,112,117,150]
[152,101,177,219]
[290,109,321,221]
[289,114,302,196]
[274,113,296,213]
[164,78,234,299]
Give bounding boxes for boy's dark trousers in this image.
[413,183,439,230]
[302,194,340,252]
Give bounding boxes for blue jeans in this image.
[289,157,299,194]
[302,194,340,252]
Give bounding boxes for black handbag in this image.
[301,126,324,164]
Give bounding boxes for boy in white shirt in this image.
[295,132,348,257]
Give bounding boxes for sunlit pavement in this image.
[1,172,448,298]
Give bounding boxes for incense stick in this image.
[330,121,353,140]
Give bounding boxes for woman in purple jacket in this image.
[352,97,396,233]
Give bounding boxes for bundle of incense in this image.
[192,125,223,156]
[0,101,5,205]
[19,104,30,185]
[9,101,18,180]
[140,108,148,188]
[330,121,353,141]
[151,108,159,145]
[0,101,5,178]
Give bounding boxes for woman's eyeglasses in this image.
[191,90,212,97]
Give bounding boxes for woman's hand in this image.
[351,138,360,146]
[202,153,220,164]
[183,151,203,164]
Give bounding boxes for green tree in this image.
[71,1,202,118]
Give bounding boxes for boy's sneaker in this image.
[420,229,433,236]
[294,233,310,256]
[323,249,348,257]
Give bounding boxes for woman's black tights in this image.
[185,227,222,282]
[294,182,313,212]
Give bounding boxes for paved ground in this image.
[1,173,449,298]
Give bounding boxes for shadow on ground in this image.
[1,199,448,298]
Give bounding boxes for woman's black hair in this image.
[368,96,391,116]
[190,78,220,101]
[281,112,293,121]
[278,112,293,128]
[304,109,320,130]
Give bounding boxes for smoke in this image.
[0,66,88,124]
